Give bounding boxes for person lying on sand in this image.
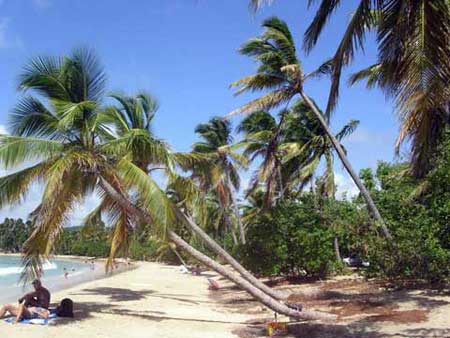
[0,279,51,323]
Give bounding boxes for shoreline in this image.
[0,254,135,305]
[1,262,252,338]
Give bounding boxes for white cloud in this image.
[346,127,393,146]
[33,0,51,9]
[68,193,101,227]
[0,18,23,49]
[0,18,10,48]
[0,182,43,222]
[0,183,102,227]
[335,172,359,200]
[0,124,7,135]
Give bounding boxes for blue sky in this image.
[0,0,399,224]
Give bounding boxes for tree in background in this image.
[0,218,33,253]
[230,17,392,241]
[0,48,322,320]
[192,117,247,244]
[251,0,450,178]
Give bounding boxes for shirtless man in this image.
[0,279,51,323]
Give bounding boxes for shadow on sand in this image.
[51,286,247,327]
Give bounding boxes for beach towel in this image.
[4,313,58,326]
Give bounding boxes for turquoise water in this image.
[0,256,87,286]
[0,255,95,304]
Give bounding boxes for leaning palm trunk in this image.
[169,231,335,321]
[226,173,246,244]
[180,212,286,300]
[99,177,285,300]
[299,92,393,241]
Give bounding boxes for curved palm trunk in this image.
[226,172,246,244]
[299,91,393,242]
[179,212,285,300]
[99,177,285,300]
[169,231,334,321]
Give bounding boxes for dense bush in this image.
[358,157,450,284]
[0,218,33,252]
[238,196,352,278]
[55,223,164,260]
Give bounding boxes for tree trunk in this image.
[227,172,246,244]
[333,236,341,262]
[224,208,239,246]
[169,231,334,321]
[299,91,393,242]
[99,177,285,300]
[180,212,286,300]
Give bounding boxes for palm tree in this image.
[238,101,358,203]
[100,102,286,301]
[285,101,359,261]
[192,117,247,244]
[230,17,393,241]
[281,100,359,200]
[251,1,450,178]
[239,101,358,261]
[304,1,450,178]
[237,110,284,205]
[0,49,331,319]
[100,91,168,172]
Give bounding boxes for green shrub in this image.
[357,159,450,284]
[239,197,344,278]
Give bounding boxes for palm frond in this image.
[9,96,61,139]
[21,167,86,283]
[230,74,286,96]
[116,158,177,240]
[325,0,374,116]
[228,88,293,117]
[304,0,345,50]
[335,119,359,141]
[0,162,50,209]
[0,136,63,169]
[348,63,383,89]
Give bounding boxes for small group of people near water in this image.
[0,279,73,323]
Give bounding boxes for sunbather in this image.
[0,279,51,323]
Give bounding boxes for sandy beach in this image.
[1,262,253,338]
[1,262,449,338]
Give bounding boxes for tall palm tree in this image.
[238,100,358,205]
[0,49,330,319]
[192,117,247,244]
[230,17,392,240]
[100,91,169,172]
[251,1,450,178]
[281,100,359,200]
[237,110,284,205]
[100,102,286,301]
[237,108,312,204]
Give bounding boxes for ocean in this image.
[0,255,98,304]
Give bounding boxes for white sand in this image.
[2,262,449,338]
[1,262,252,338]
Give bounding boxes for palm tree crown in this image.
[231,16,392,240]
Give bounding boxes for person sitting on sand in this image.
[0,279,51,323]
[192,264,201,276]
